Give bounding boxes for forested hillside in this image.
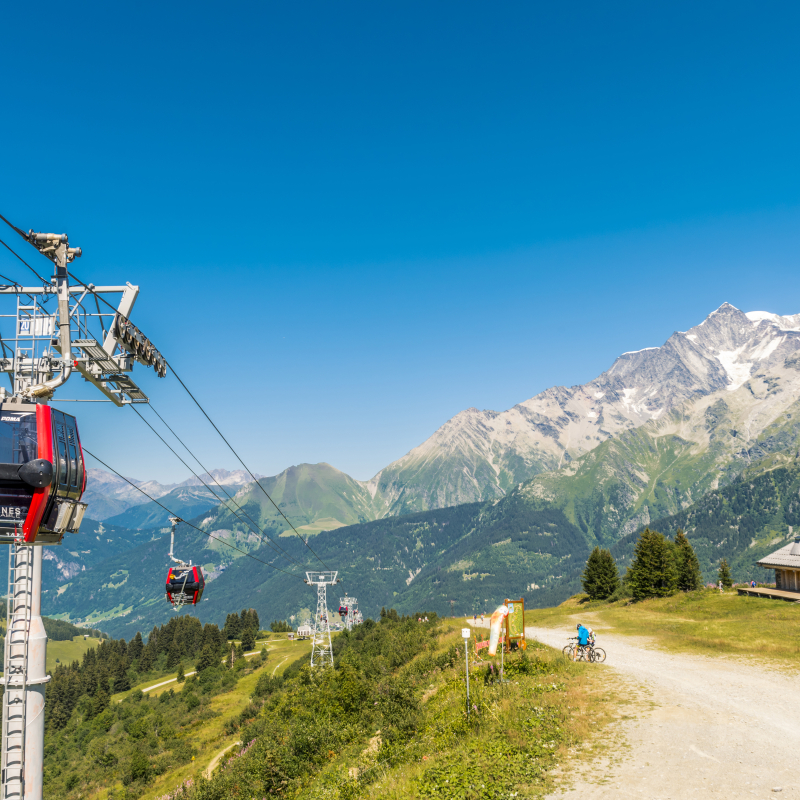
[612,452,800,582]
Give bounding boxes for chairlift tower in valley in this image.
[0,225,165,800]
[305,571,338,668]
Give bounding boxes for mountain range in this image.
[46,302,800,636]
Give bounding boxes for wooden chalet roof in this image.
[758,538,800,569]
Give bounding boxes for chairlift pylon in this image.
[165,515,205,610]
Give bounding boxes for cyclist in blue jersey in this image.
[576,624,590,661]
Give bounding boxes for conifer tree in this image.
[176,663,185,683]
[675,529,703,591]
[128,631,144,662]
[113,658,131,693]
[166,639,182,670]
[196,643,217,673]
[718,558,733,589]
[581,547,620,600]
[241,627,256,652]
[626,528,678,600]
[92,676,110,718]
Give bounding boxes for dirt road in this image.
[527,623,800,798]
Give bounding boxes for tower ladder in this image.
[1,543,34,799]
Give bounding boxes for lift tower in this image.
[305,571,338,668]
[339,595,359,631]
[0,225,164,800]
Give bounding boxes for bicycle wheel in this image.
[591,647,606,663]
[562,643,575,657]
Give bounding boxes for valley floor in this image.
[527,621,800,798]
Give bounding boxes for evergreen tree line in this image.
[582,528,723,602]
[47,615,227,731]
[222,608,260,650]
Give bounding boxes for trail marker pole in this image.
[462,628,471,716]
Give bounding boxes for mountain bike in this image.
[589,646,606,663]
[563,637,592,661]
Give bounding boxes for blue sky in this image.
[2,1,800,483]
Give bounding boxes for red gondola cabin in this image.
[165,564,205,607]
[0,402,87,544]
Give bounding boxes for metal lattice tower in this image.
[0,225,165,800]
[305,571,338,668]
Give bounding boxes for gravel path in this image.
[527,623,800,798]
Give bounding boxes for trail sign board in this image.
[504,597,525,647]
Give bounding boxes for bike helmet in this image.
[576,624,581,630]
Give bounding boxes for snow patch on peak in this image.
[685,333,698,342]
[746,310,780,323]
[593,391,605,398]
[745,310,800,332]
[716,346,753,391]
[622,346,658,356]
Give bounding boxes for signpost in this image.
[504,597,526,651]
[461,628,471,715]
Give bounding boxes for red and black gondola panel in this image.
[0,402,88,544]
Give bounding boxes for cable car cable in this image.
[0,218,331,572]
[161,359,333,570]
[130,404,306,568]
[82,447,306,580]
[128,404,309,569]
[143,402,311,569]
[0,238,49,287]
[59,266,332,570]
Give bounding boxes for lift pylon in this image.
[0,223,164,800]
[304,571,338,668]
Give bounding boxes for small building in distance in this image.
[757,536,800,592]
[296,624,313,639]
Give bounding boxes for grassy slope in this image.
[47,636,105,672]
[132,638,311,800]
[142,618,617,800]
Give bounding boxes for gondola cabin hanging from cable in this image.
[165,515,205,609]
[0,402,88,545]
[338,605,347,617]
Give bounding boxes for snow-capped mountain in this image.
[366,303,800,515]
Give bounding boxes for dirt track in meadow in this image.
[526,621,800,799]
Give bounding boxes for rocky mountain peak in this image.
[369,303,800,516]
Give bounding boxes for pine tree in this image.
[224,612,241,640]
[718,558,733,589]
[241,627,256,652]
[138,643,155,674]
[128,631,144,662]
[92,676,110,718]
[166,639,182,670]
[113,658,131,693]
[675,529,703,591]
[176,663,185,683]
[196,643,217,673]
[581,547,620,600]
[626,528,678,601]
